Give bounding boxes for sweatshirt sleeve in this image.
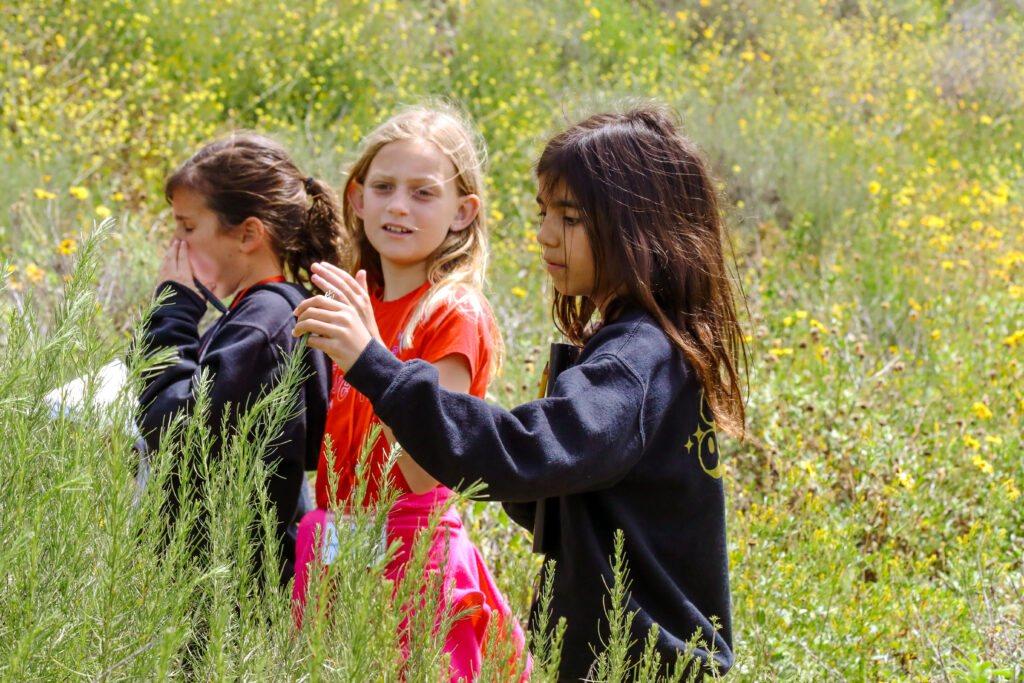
[137,282,286,457]
[344,339,647,502]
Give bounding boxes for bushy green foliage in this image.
[2,0,1023,680]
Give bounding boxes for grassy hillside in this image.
[2,0,1022,679]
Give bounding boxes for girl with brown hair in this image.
[139,133,344,585]
[294,105,746,679]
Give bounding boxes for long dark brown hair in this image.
[165,132,347,288]
[537,106,746,437]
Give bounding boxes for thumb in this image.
[356,269,369,293]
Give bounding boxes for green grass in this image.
[2,0,1023,680]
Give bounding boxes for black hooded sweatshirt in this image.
[343,305,733,680]
[138,280,330,583]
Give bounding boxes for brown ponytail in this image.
[165,132,348,289]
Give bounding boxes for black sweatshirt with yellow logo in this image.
[344,305,733,680]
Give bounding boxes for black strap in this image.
[193,278,229,314]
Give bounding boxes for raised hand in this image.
[157,239,199,293]
[293,264,376,371]
[309,263,383,345]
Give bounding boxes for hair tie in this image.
[304,176,316,195]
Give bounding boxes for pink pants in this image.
[292,489,527,681]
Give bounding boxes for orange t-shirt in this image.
[315,282,497,509]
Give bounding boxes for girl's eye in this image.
[563,215,580,226]
[371,183,391,192]
[416,188,437,198]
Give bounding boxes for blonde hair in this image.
[342,106,503,368]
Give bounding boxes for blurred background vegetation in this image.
[2,0,1022,679]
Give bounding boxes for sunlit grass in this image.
[2,0,1023,679]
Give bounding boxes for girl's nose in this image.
[386,192,409,216]
[535,214,559,248]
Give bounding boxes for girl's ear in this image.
[450,193,481,233]
[347,181,365,218]
[238,217,266,254]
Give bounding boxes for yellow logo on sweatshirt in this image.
[684,396,724,479]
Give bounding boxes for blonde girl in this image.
[291,107,523,680]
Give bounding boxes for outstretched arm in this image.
[293,263,647,502]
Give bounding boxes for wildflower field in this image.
[2,0,1023,680]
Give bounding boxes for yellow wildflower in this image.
[58,238,78,255]
[511,286,526,298]
[34,188,56,200]
[868,181,881,195]
[25,263,44,284]
[971,454,993,475]
[69,186,89,200]
[972,402,993,420]
[95,205,111,218]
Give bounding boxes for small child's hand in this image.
[310,263,383,345]
[293,283,374,372]
[157,240,199,292]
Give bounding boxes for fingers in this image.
[160,239,179,263]
[311,262,367,300]
[292,298,374,371]
[293,294,343,319]
[309,261,363,290]
[311,260,349,280]
[158,240,198,290]
[293,316,344,339]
